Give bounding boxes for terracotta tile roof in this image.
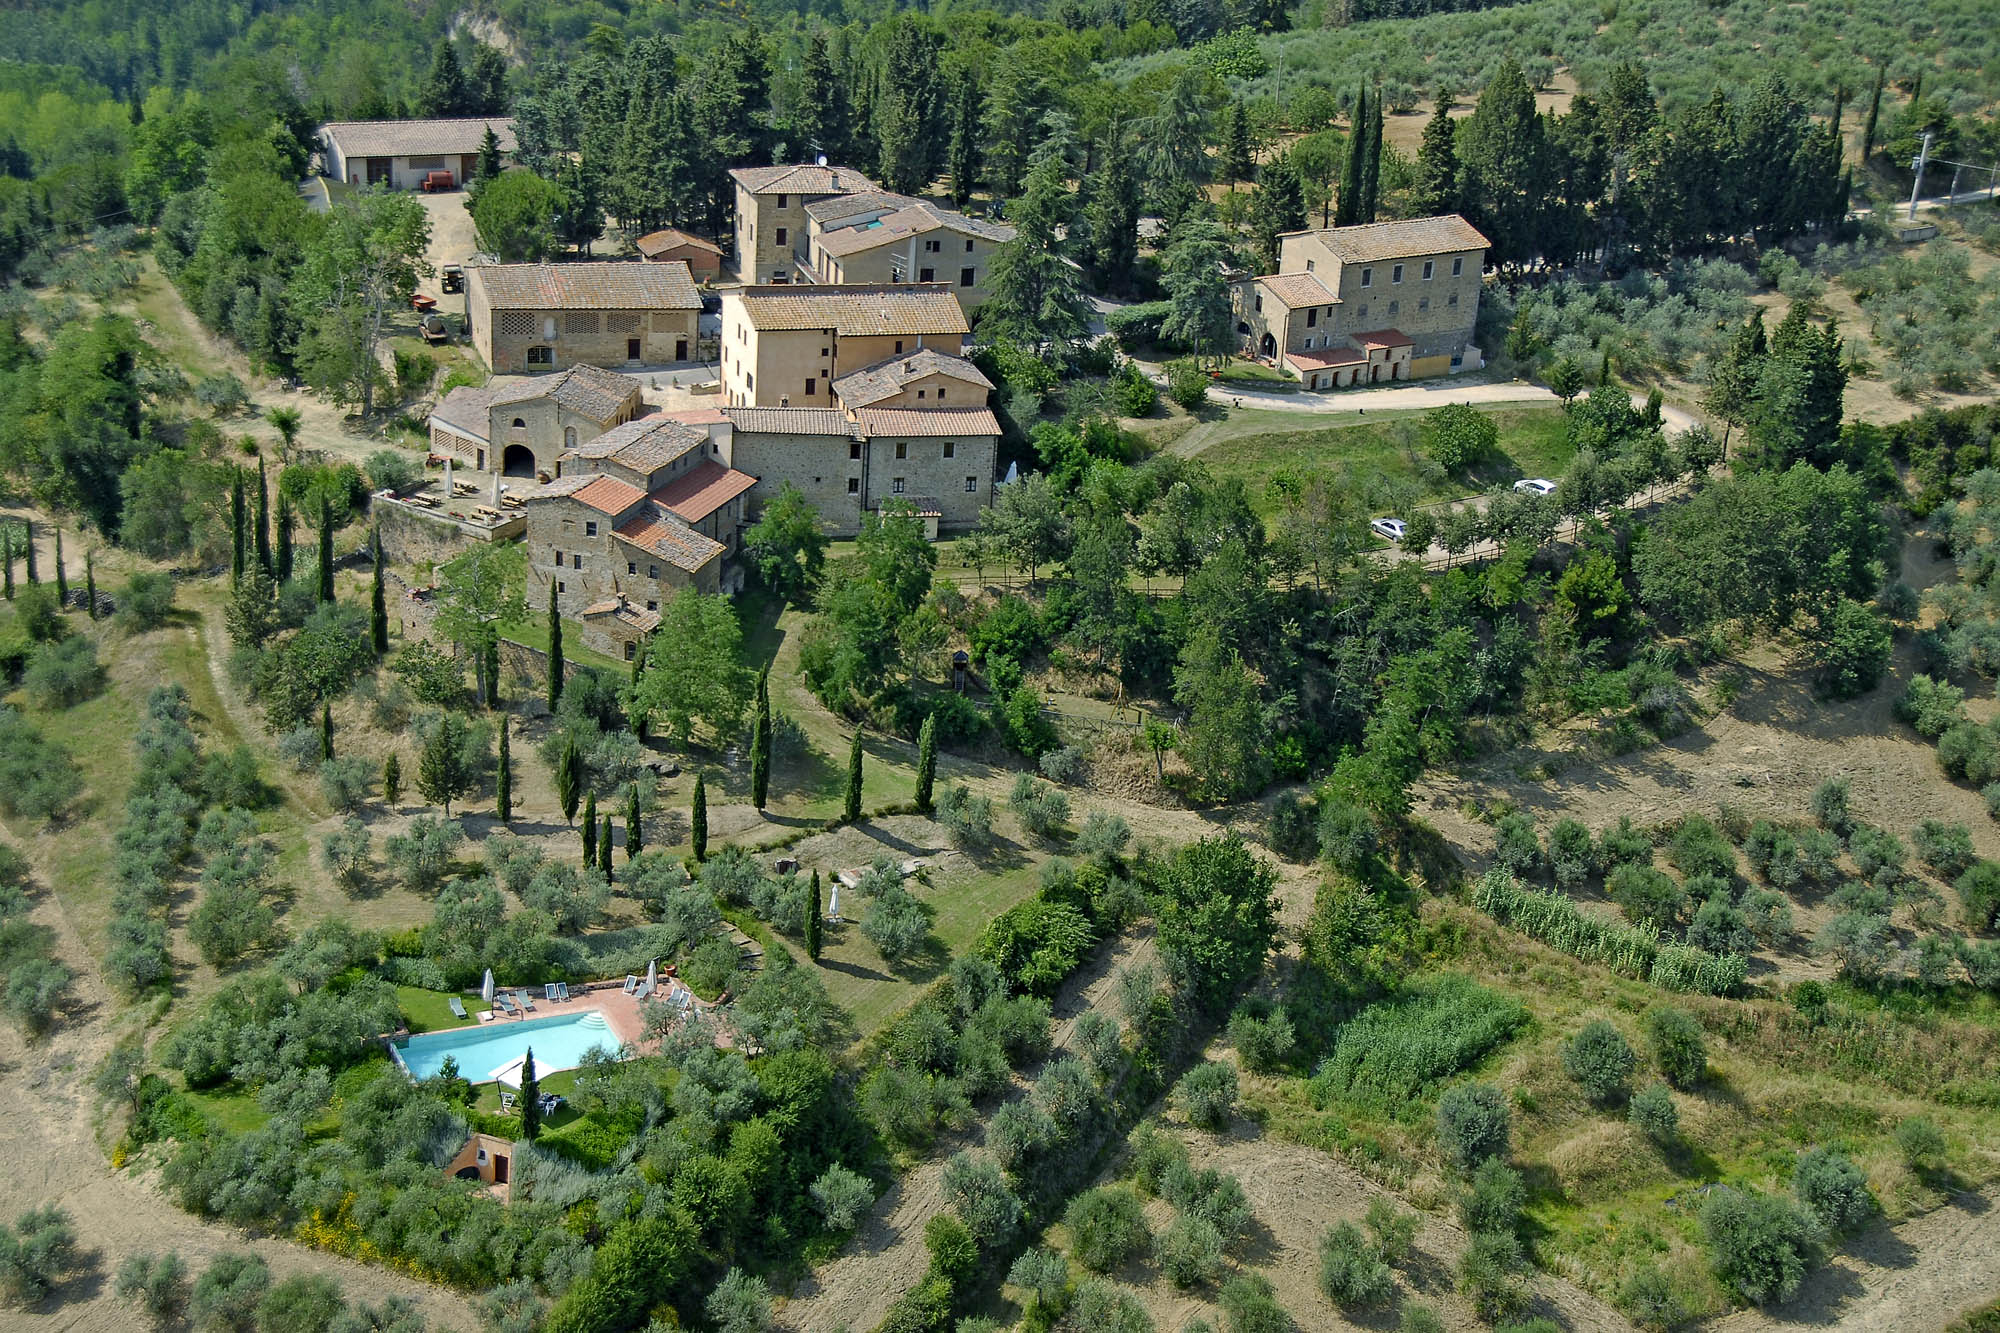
[491,364,640,422]
[473,261,700,311]
[320,117,515,158]
[806,191,920,225]
[1256,272,1337,307]
[724,407,862,437]
[816,203,1014,258]
[429,384,504,441]
[1354,328,1414,347]
[833,349,993,408]
[581,598,663,631]
[525,474,646,515]
[1286,345,1367,371]
[614,503,726,572]
[562,417,710,474]
[634,228,723,259]
[650,460,758,523]
[658,406,729,425]
[854,406,1002,437]
[1297,214,1490,264]
[730,163,878,196]
[732,284,969,335]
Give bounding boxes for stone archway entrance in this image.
[502,444,537,478]
[1259,332,1276,359]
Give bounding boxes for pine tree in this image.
[276,495,294,583]
[1250,158,1306,272]
[599,812,614,880]
[555,730,582,824]
[582,791,598,868]
[805,870,822,961]
[625,782,642,860]
[1083,125,1140,294]
[1337,86,1366,225]
[383,752,402,806]
[419,41,470,118]
[791,30,851,164]
[316,495,334,603]
[750,668,770,810]
[1220,100,1253,186]
[691,773,708,862]
[496,724,512,823]
[519,1048,541,1140]
[255,457,271,576]
[915,712,938,814]
[945,67,981,209]
[52,529,65,606]
[843,730,863,824]
[321,703,334,761]
[230,469,246,584]
[416,712,473,815]
[473,126,504,191]
[470,44,509,116]
[1413,99,1460,216]
[370,531,389,655]
[547,598,565,710]
[84,550,95,621]
[1859,67,1884,162]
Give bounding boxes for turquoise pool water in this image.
[395,1010,620,1082]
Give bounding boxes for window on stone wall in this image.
[498,311,534,336]
[892,478,905,493]
[628,562,637,575]
[848,477,860,494]
[585,521,597,537]
[566,313,599,334]
[965,476,977,492]
[895,441,907,458]
[849,441,861,460]
[943,440,955,458]
[625,642,636,660]
[1452,256,1464,276]
[649,565,658,578]
[527,346,552,365]
[607,313,640,333]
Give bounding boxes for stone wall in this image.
[374,498,519,568]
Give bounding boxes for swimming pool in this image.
[394,1010,621,1082]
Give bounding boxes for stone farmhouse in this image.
[804,193,1014,314]
[729,163,880,285]
[466,261,702,374]
[720,284,970,409]
[317,117,515,190]
[427,364,645,480]
[634,228,725,282]
[1231,214,1490,390]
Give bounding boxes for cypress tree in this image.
[496,723,512,822]
[316,495,334,602]
[255,456,272,577]
[519,1048,540,1140]
[805,870,822,961]
[1859,67,1884,162]
[52,529,65,606]
[22,519,34,584]
[626,782,642,860]
[915,712,938,814]
[691,773,708,862]
[555,730,582,824]
[84,550,95,620]
[3,530,12,600]
[383,752,402,805]
[370,530,389,655]
[843,729,863,824]
[484,641,501,709]
[582,791,598,868]
[1360,85,1384,223]
[547,598,565,710]
[320,702,334,761]
[276,495,294,583]
[1337,86,1366,225]
[230,468,246,583]
[750,668,770,810]
[599,812,614,880]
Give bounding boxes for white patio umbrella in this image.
[645,958,658,991]
[490,1056,525,1089]
[826,882,841,921]
[481,968,495,1002]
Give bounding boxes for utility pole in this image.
[1908,130,1933,219]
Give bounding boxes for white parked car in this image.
[1370,517,1408,543]
[1513,478,1557,496]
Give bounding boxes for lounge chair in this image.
[545,983,560,1003]
[555,982,571,1002]
[516,990,535,1013]
[449,996,468,1020]
[634,978,655,1000]
[499,1091,516,1112]
[493,993,516,1017]
[622,974,640,995]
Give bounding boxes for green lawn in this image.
[397,985,483,1033]
[498,610,623,672]
[1196,404,1573,514]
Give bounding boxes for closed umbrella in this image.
[645,958,657,991]
[481,969,495,1003]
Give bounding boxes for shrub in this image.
[1699,1187,1819,1306]
[942,1151,1020,1246]
[1309,975,1526,1114]
[1174,1061,1239,1130]
[1688,899,1756,956]
[1895,1117,1947,1171]
[1129,1122,1188,1196]
[1219,1271,1289,1333]
[1436,1082,1511,1172]
[1793,1146,1872,1233]
[116,572,178,631]
[0,1203,80,1305]
[320,818,372,891]
[1267,790,1319,862]
[1493,813,1541,877]
[1645,1008,1706,1090]
[1457,1229,1528,1322]
[1820,910,1894,979]
[1113,362,1159,416]
[705,1268,772,1333]
[1065,1186,1150,1274]
[1008,1246,1070,1314]
[1938,722,2000,786]
[318,755,373,813]
[1365,1197,1419,1265]
[1667,816,1735,879]
[1069,1277,1153,1333]
[1459,1157,1526,1236]
[1913,820,1977,879]
[1009,774,1070,839]
[1898,674,1968,737]
[1849,826,1908,885]
[1628,1081,1679,1145]
[1155,1214,1224,1288]
[1810,777,1854,836]
[1609,862,1687,932]
[189,1250,269,1333]
[936,784,994,847]
[13,584,63,644]
[1546,818,1597,888]
[1563,1020,1636,1104]
[810,1164,876,1232]
[365,448,422,494]
[1399,1307,1447,1333]
[384,814,462,892]
[861,883,935,964]
[1957,860,2000,931]
[24,636,104,708]
[115,1251,190,1327]
[1165,358,1208,409]
[1226,999,1295,1074]
[1598,816,1653,868]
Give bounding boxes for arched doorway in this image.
[502,444,537,477]
[1259,332,1276,359]
[564,426,577,450]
